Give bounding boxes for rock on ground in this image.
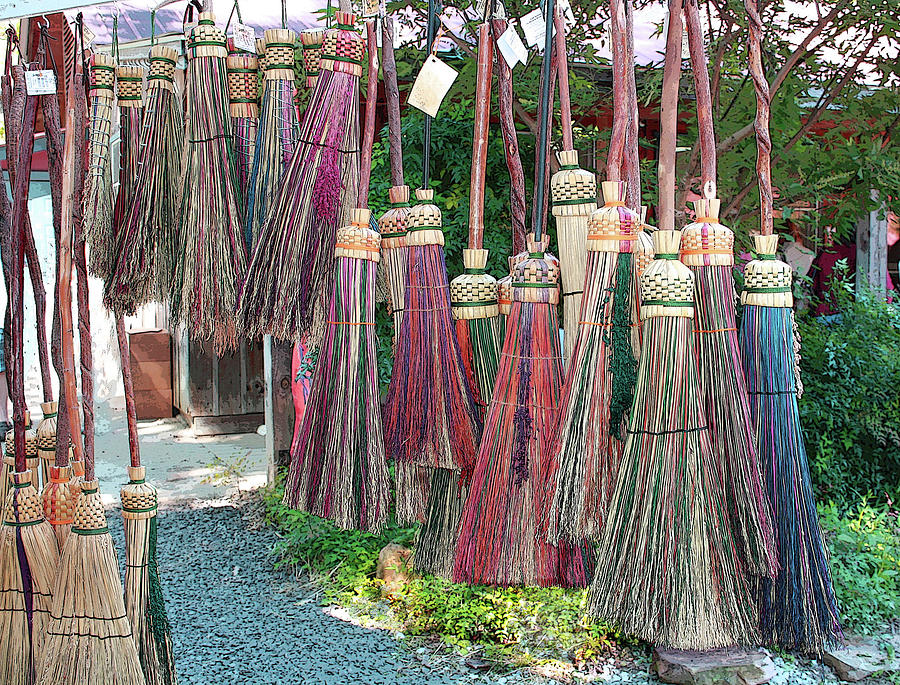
[824,635,900,683]
[654,647,775,684]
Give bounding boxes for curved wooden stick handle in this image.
[684,0,716,192]
[745,0,773,235]
[607,0,628,181]
[468,23,493,250]
[553,7,574,151]
[382,15,404,186]
[116,317,141,468]
[657,0,683,231]
[623,0,641,209]
[358,19,378,208]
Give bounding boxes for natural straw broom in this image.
[454,0,592,587]
[226,47,259,212]
[175,12,248,351]
[0,58,60,685]
[82,52,117,279]
[105,45,184,312]
[539,0,638,544]
[116,320,177,685]
[283,21,390,532]
[237,9,363,344]
[740,0,840,653]
[681,0,775,577]
[550,8,596,365]
[245,28,300,247]
[39,65,145,685]
[300,28,325,89]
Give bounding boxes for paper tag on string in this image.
[408,54,458,118]
[520,7,546,47]
[497,23,528,68]
[230,23,256,53]
[82,24,96,46]
[25,70,56,96]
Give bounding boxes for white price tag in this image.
[230,23,256,53]
[25,70,56,96]
[497,23,528,68]
[520,7,545,47]
[408,54,458,118]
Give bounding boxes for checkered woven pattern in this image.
[742,234,793,306]
[638,230,695,318]
[680,208,735,266]
[148,45,177,91]
[512,235,561,305]
[72,481,108,531]
[551,150,596,211]
[227,55,258,101]
[379,186,410,247]
[89,54,116,99]
[257,38,268,71]
[407,188,444,247]
[121,468,159,521]
[4,472,43,524]
[335,209,381,262]
[635,229,655,277]
[587,180,639,253]
[320,14,364,77]
[6,419,37,458]
[187,13,227,58]
[42,465,74,524]
[301,28,325,86]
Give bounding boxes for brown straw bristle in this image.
[39,479,145,685]
[0,471,60,685]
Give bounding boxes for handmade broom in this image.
[0,59,60,685]
[175,12,248,351]
[245,28,300,247]
[117,319,177,685]
[740,0,840,653]
[539,0,638,544]
[105,45,184,312]
[300,28,325,89]
[283,20,390,532]
[588,3,758,647]
[82,52,117,279]
[226,46,259,211]
[550,7,596,365]
[454,0,592,587]
[681,0,775,577]
[237,8,363,344]
[39,57,145,685]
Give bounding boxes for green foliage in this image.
[797,291,900,504]
[202,453,252,488]
[819,498,900,632]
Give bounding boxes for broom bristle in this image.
[539,181,638,544]
[0,471,60,685]
[682,200,776,577]
[41,464,75,549]
[174,14,248,352]
[630,209,655,354]
[740,234,841,654]
[237,14,362,345]
[413,468,466,579]
[454,236,593,588]
[283,209,390,533]
[121,467,176,685]
[39,479,145,685]
[588,230,759,650]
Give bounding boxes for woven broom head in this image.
[36,401,58,461]
[256,37,268,71]
[512,234,560,305]
[742,234,794,308]
[407,188,444,247]
[320,12,364,77]
[681,198,735,267]
[42,465,75,526]
[551,149,597,216]
[634,206,655,277]
[451,248,499,319]
[69,458,85,496]
[588,180,639,253]
[263,28,296,81]
[379,185,410,248]
[72,480,108,532]
[5,411,37,458]
[4,471,44,524]
[301,27,325,86]
[187,13,226,58]
[335,208,381,262]
[121,466,158,522]
[89,53,116,99]
[640,230,695,319]
[498,251,527,314]
[148,45,177,92]
[116,65,144,108]
[227,53,259,116]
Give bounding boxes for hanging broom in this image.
[226,47,259,212]
[740,0,840,653]
[237,8,363,344]
[116,319,177,685]
[283,20,390,532]
[538,0,638,544]
[175,12,248,351]
[0,59,61,685]
[681,0,775,577]
[39,55,145,684]
[300,28,325,89]
[454,1,592,587]
[245,28,301,248]
[105,45,184,312]
[82,52,117,279]
[551,8,596,365]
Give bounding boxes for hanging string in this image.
[532,0,556,241]
[76,13,89,94]
[225,0,243,33]
[39,19,59,77]
[111,13,119,63]
[150,9,157,45]
[422,0,441,189]
[281,0,287,29]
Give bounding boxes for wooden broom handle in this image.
[358,19,378,207]
[115,318,141,468]
[658,0,683,231]
[73,141,95,479]
[553,7,574,152]
[382,15,404,187]
[532,2,557,242]
[491,19,527,254]
[684,0,716,191]
[624,0,641,209]
[607,0,628,181]
[745,0,773,235]
[468,23,492,250]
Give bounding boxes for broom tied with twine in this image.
[226,46,259,215]
[175,12,248,352]
[300,28,325,89]
[105,45,184,312]
[283,20,390,532]
[741,0,840,653]
[237,9,363,344]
